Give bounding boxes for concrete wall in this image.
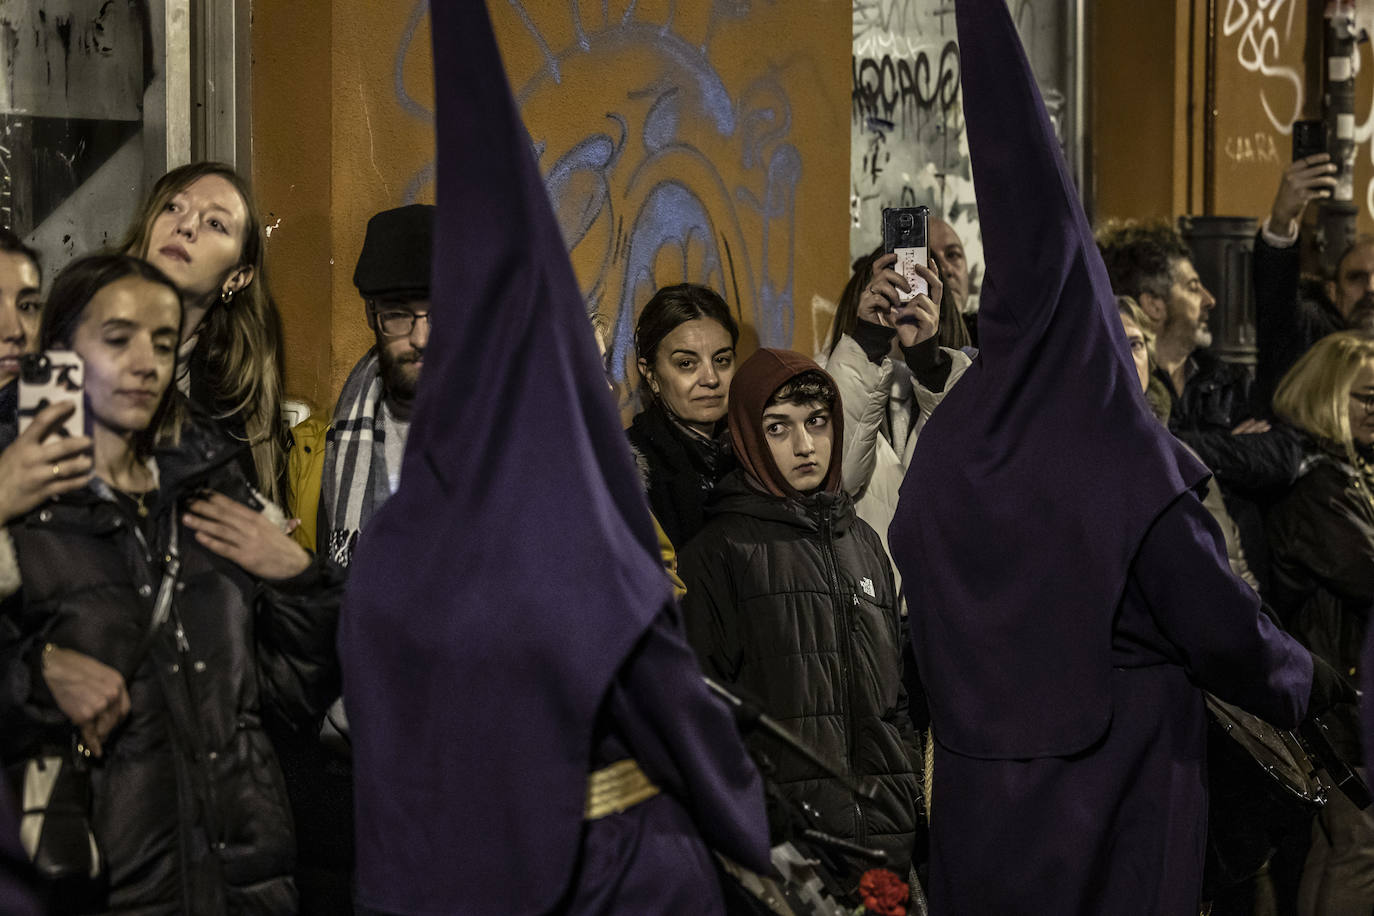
[253,0,851,412]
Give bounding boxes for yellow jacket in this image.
[286,414,330,553]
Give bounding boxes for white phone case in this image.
[18,350,85,441]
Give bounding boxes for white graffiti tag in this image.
[1222,0,1303,134]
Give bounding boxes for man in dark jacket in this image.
[1099,220,1303,590]
[679,348,923,879]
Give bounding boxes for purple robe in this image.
[338,3,770,913]
[887,0,1314,912]
[928,494,1310,914]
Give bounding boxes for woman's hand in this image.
[0,402,93,525]
[892,258,943,349]
[184,490,312,581]
[41,646,130,758]
[857,252,910,329]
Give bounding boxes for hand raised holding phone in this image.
[0,401,94,525]
[858,252,943,349]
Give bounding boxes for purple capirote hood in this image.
[337,3,675,912]
[887,0,1208,759]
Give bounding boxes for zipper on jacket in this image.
[818,504,866,845]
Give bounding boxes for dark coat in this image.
[679,470,922,870]
[1268,446,1374,759]
[1162,350,1303,494]
[0,417,344,914]
[626,401,735,549]
[1252,232,1345,411]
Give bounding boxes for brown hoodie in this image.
[726,348,844,501]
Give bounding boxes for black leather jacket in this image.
[678,471,922,870]
[1267,445,1374,759]
[0,416,343,914]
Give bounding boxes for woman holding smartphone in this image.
[119,162,288,503]
[821,245,964,584]
[0,254,341,913]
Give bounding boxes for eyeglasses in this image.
[373,308,432,337]
[1351,391,1374,415]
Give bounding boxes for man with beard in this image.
[1100,221,1303,594]
[289,203,433,566]
[279,203,433,914]
[1097,222,1302,539]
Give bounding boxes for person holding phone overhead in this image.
[0,254,342,913]
[821,230,969,590]
[1251,125,1349,410]
[888,2,1341,913]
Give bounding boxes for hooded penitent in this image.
[335,3,754,913]
[727,348,844,499]
[887,0,1209,759]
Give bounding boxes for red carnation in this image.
[858,868,908,916]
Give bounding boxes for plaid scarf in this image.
[322,350,391,567]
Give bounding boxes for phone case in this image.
[882,206,930,302]
[18,350,85,441]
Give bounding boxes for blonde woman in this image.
[1268,330,1374,915]
[119,162,287,503]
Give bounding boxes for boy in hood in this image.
[679,348,923,885]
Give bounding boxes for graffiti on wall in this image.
[850,0,1078,312]
[0,0,151,264]
[394,1,808,400]
[1220,0,1303,135]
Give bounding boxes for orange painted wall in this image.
[1092,0,1374,242]
[253,1,851,412]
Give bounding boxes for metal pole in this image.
[1319,0,1359,278]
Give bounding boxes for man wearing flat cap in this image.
[279,202,433,914]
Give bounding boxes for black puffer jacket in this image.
[0,417,344,914]
[626,400,735,549]
[678,470,921,869]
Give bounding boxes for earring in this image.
[220,287,235,304]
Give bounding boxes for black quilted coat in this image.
[678,470,922,871]
[0,418,343,914]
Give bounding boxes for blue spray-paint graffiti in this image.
[395,1,801,398]
[512,9,801,394]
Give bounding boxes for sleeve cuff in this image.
[852,319,897,365]
[1260,216,1299,249]
[901,337,953,390]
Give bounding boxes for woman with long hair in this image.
[1268,330,1374,915]
[0,254,341,913]
[820,245,967,585]
[119,162,287,503]
[626,283,740,549]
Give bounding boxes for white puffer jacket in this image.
[820,333,972,601]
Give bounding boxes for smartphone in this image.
[1293,119,1326,161]
[17,350,84,441]
[882,205,930,301]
